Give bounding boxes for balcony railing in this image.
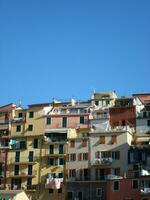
[26,184,38,191]
[8,157,38,165]
[92,158,113,166]
[7,170,37,178]
[11,117,26,123]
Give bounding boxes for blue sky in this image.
[0,0,150,106]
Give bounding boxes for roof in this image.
[133,93,150,105]
[0,103,18,111]
[28,103,50,108]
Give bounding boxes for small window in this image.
[58,173,63,178]
[69,169,76,177]
[70,154,76,161]
[143,111,147,118]
[99,136,105,144]
[96,188,102,197]
[49,189,53,194]
[132,180,138,189]
[106,100,110,105]
[59,144,64,154]
[14,165,19,175]
[77,191,83,200]
[80,116,85,124]
[28,124,33,131]
[111,135,117,144]
[27,178,32,186]
[48,158,54,166]
[62,117,67,128]
[95,101,99,106]
[70,140,75,148]
[59,158,64,165]
[68,192,73,200]
[16,125,21,132]
[18,113,23,118]
[147,120,150,126]
[58,188,62,193]
[15,152,20,162]
[47,117,51,125]
[33,138,38,148]
[49,145,54,154]
[78,153,82,161]
[82,139,87,147]
[113,181,119,191]
[20,141,26,149]
[83,153,88,160]
[29,111,34,118]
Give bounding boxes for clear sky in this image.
[0,0,150,106]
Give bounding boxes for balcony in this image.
[8,157,38,165]
[11,117,26,123]
[127,170,140,178]
[26,184,38,191]
[0,121,9,131]
[0,142,10,149]
[92,158,113,166]
[7,170,37,178]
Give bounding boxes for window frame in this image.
[96,188,102,197]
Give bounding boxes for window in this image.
[58,188,62,193]
[49,145,54,154]
[16,125,21,132]
[111,135,117,144]
[112,151,120,160]
[77,191,83,200]
[113,181,119,191]
[28,124,33,131]
[106,100,110,105]
[47,117,51,125]
[68,192,73,200]
[18,113,23,118]
[83,153,88,161]
[95,101,99,106]
[69,169,76,177]
[27,178,32,186]
[132,180,138,189]
[15,152,20,162]
[96,188,102,197]
[70,154,76,161]
[147,120,150,126]
[29,151,34,162]
[82,139,87,147]
[78,153,82,161]
[59,158,64,165]
[14,165,19,175]
[59,144,64,154]
[48,158,54,166]
[28,165,32,175]
[62,117,67,128]
[20,141,26,149]
[114,168,120,176]
[49,189,53,194]
[70,140,75,148]
[33,139,38,148]
[80,116,85,124]
[29,111,34,118]
[58,173,63,178]
[99,136,105,144]
[143,111,147,118]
